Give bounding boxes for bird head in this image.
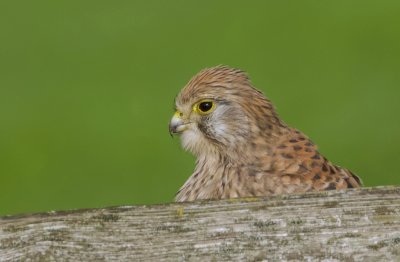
[169,66,286,160]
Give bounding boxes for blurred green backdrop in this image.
[1,1,399,216]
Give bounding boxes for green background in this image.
[1,1,399,216]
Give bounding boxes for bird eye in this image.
[194,100,215,114]
[199,101,213,112]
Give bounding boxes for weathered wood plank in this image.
[1,186,400,261]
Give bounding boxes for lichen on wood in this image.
[1,186,400,261]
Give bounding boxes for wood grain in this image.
[1,186,400,261]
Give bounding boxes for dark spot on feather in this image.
[314,173,321,180]
[299,164,308,172]
[347,178,354,188]
[329,166,336,174]
[281,153,294,159]
[327,183,336,190]
[350,171,362,185]
[305,142,313,147]
[258,120,272,130]
[298,137,306,141]
[322,164,328,172]
[305,148,312,152]
[278,144,287,149]
[289,139,298,143]
[311,154,320,160]
[263,103,272,110]
[293,145,302,151]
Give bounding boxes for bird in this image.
[169,66,362,202]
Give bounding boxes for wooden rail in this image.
[1,186,400,261]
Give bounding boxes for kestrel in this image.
[169,66,362,202]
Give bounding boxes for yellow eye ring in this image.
[193,100,215,115]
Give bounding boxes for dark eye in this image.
[198,101,213,112]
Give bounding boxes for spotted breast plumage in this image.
[169,66,362,202]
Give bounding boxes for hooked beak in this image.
[169,111,190,136]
